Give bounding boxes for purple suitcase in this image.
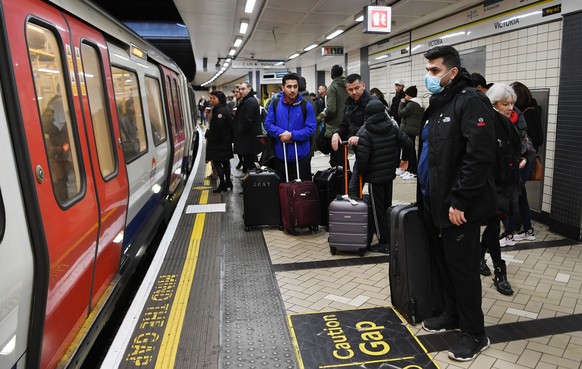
[328,143,370,256]
[279,142,320,234]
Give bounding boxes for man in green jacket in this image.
[317,64,349,166]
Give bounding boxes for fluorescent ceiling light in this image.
[245,0,256,14]
[240,19,249,34]
[304,43,318,52]
[288,53,300,59]
[354,11,364,22]
[325,27,344,40]
[228,49,236,56]
[234,37,243,47]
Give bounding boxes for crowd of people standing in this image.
[200,47,543,362]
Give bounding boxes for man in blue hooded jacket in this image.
[264,72,316,181]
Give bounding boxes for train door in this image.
[64,14,128,309]
[2,1,103,368]
[160,66,185,195]
[0,61,35,369]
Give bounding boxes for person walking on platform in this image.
[418,45,497,362]
[397,85,423,180]
[356,100,413,253]
[206,91,234,193]
[331,73,378,197]
[264,72,316,181]
[316,65,348,166]
[233,82,262,174]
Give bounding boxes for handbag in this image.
[529,155,543,181]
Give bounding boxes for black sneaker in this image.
[448,332,490,361]
[422,312,459,333]
[480,259,492,276]
[368,243,389,254]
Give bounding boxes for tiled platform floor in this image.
[262,152,582,369]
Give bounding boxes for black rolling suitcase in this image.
[313,166,349,229]
[388,204,443,324]
[242,167,281,231]
[328,143,370,256]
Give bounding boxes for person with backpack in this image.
[264,72,316,181]
[511,81,543,150]
[477,83,522,295]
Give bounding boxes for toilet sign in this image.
[364,6,392,34]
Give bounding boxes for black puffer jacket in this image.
[335,90,378,139]
[205,102,234,161]
[233,91,262,155]
[357,109,413,183]
[418,68,497,228]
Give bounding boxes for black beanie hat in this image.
[404,85,417,97]
[366,100,385,116]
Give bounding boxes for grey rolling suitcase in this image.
[328,143,370,256]
[388,203,443,324]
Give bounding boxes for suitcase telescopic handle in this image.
[342,141,362,198]
[282,141,301,183]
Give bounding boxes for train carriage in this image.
[0,0,197,368]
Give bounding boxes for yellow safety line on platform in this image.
[154,189,209,369]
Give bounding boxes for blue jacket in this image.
[264,92,316,161]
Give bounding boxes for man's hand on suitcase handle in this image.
[279,130,292,143]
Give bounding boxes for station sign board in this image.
[321,46,344,56]
[231,59,286,69]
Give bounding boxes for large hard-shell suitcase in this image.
[313,166,349,229]
[388,204,443,324]
[242,167,281,231]
[279,142,320,234]
[328,143,370,256]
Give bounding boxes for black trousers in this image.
[401,133,418,174]
[368,181,393,244]
[480,216,502,263]
[241,154,257,172]
[422,196,485,335]
[213,159,232,187]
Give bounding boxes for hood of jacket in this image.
[363,111,391,135]
[409,97,423,107]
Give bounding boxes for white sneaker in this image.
[395,168,404,176]
[499,233,516,247]
[399,171,410,178]
[402,172,417,180]
[513,228,535,241]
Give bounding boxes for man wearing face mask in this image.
[417,46,497,362]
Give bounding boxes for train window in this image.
[165,76,177,134]
[27,23,82,204]
[112,67,147,162]
[81,42,116,177]
[144,77,167,145]
[171,78,183,133]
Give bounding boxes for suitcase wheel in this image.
[245,226,251,232]
[309,225,319,232]
[278,225,283,231]
[358,248,366,257]
[330,247,337,255]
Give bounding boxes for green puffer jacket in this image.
[398,97,424,136]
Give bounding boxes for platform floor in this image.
[103,146,582,369]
